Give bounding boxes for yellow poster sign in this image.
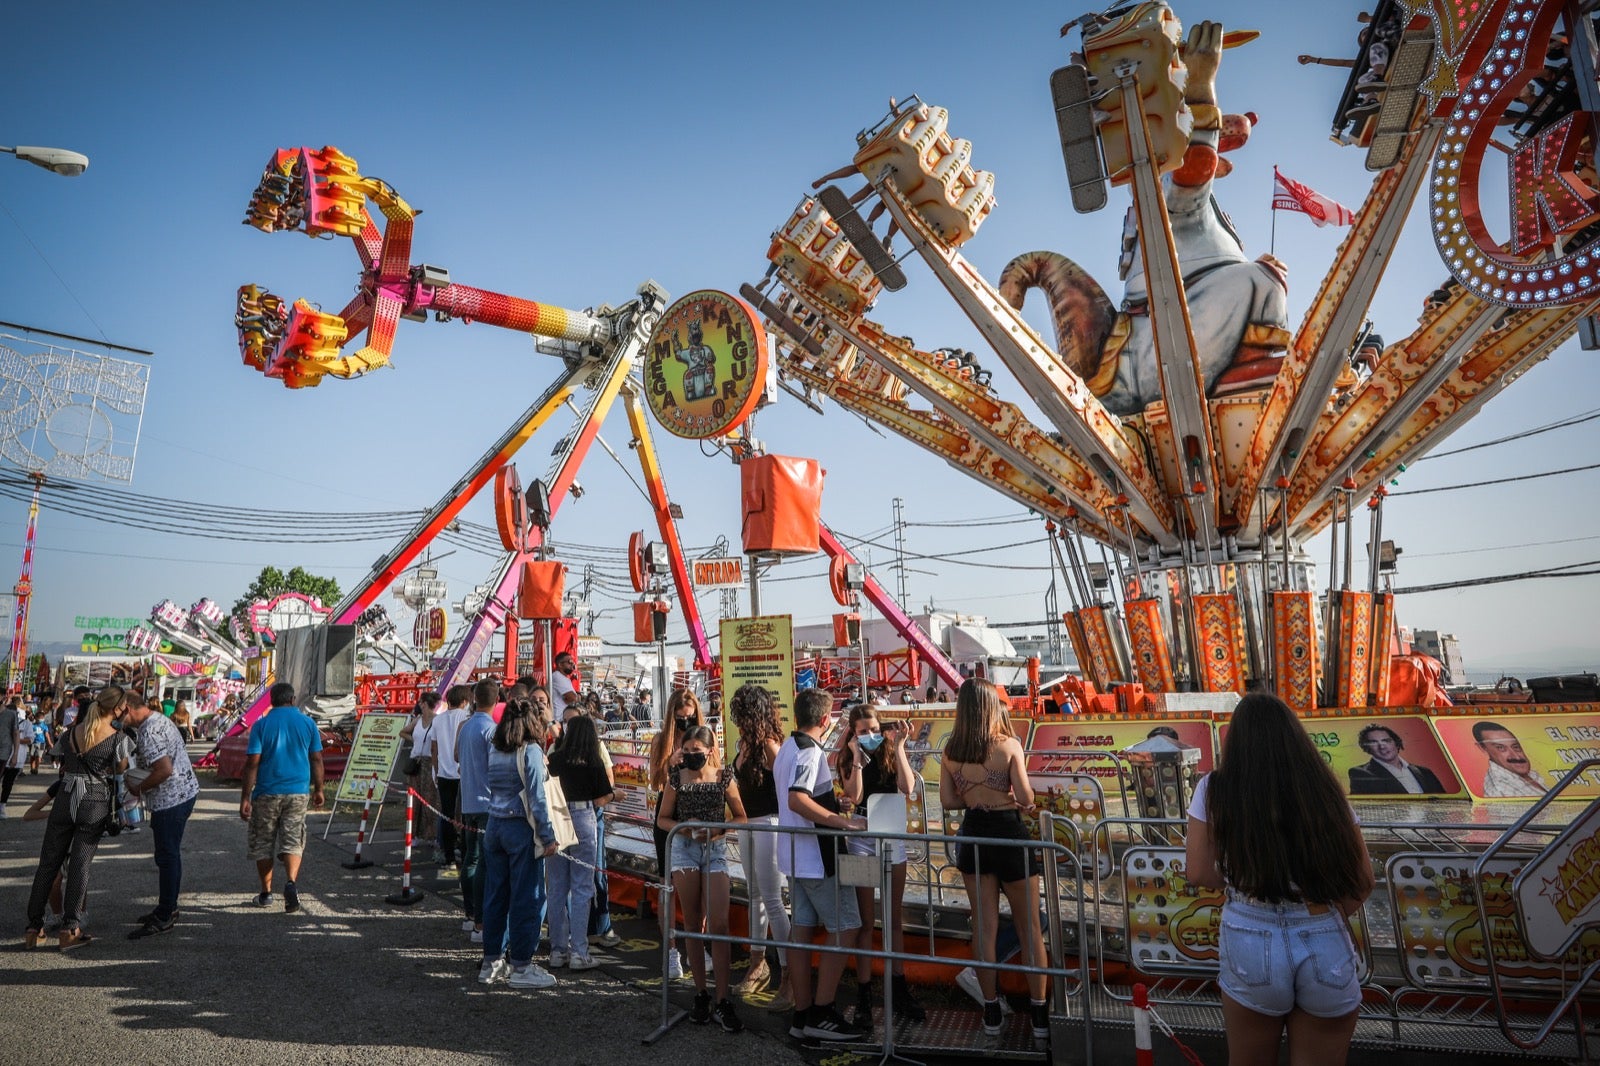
[335,712,408,803]
[1431,709,1600,801]
[719,615,796,760]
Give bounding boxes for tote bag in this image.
[516,747,579,851]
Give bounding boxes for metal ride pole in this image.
[1342,481,1355,593]
[1367,492,1384,596]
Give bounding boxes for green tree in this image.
[230,565,343,633]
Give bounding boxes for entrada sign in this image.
[644,289,768,439]
[1416,0,1600,306]
[693,557,744,589]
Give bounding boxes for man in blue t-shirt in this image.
[241,682,324,914]
[455,677,499,942]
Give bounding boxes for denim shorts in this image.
[1218,896,1362,1018]
[669,834,729,876]
[791,874,861,933]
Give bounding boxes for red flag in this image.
[1272,166,1355,227]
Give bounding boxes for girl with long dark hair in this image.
[837,702,924,1026]
[1185,692,1374,1066]
[478,694,559,990]
[729,683,792,1008]
[546,714,613,970]
[940,678,1049,1042]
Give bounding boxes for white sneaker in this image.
[478,958,511,984]
[956,967,1012,1013]
[589,929,622,948]
[508,964,557,989]
[462,919,475,932]
[470,928,484,944]
[0,803,8,818]
[667,950,684,980]
[568,954,600,972]
[548,950,568,968]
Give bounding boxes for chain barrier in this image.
[334,777,646,883]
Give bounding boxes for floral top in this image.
[136,713,200,812]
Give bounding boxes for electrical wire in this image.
[1391,558,1600,594]
[1389,460,1600,496]
[1417,406,1600,460]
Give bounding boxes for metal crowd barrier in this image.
[601,738,1597,1060]
[645,817,1090,1065]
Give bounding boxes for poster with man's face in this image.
[1431,712,1600,800]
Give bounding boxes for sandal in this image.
[58,928,93,951]
[23,928,42,950]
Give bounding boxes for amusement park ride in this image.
[223,0,1600,1059]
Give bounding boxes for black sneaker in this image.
[788,1009,808,1040]
[250,892,272,907]
[982,998,1004,1036]
[1031,1001,1050,1041]
[892,974,926,1023]
[712,998,744,1033]
[852,980,874,1028]
[135,908,178,926]
[803,1005,866,1041]
[690,989,712,1024]
[284,882,300,914]
[127,914,176,940]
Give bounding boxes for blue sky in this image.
[3,1,1597,679]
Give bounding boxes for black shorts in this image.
[954,808,1039,883]
[653,793,668,880]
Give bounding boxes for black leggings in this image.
[0,765,20,803]
[28,786,110,929]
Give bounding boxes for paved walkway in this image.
[0,764,807,1066]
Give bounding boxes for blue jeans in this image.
[460,812,489,921]
[547,805,598,955]
[482,815,546,966]
[150,796,195,921]
[589,809,612,937]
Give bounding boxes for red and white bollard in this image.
[385,787,425,905]
[1132,982,1153,1066]
[343,775,377,870]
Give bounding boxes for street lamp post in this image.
[2,145,89,177]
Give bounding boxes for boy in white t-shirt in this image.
[429,684,471,871]
[773,688,867,1043]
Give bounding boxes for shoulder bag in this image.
[516,746,578,851]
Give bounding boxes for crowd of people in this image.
[7,661,1377,1064]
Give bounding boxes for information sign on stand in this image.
[336,712,408,803]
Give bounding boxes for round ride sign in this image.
[644,289,767,439]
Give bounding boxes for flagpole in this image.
[1270,164,1278,257]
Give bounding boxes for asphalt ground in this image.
[0,761,816,1066]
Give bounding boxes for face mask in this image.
[681,751,708,771]
[675,716,694,732]
[857,734,885,753]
